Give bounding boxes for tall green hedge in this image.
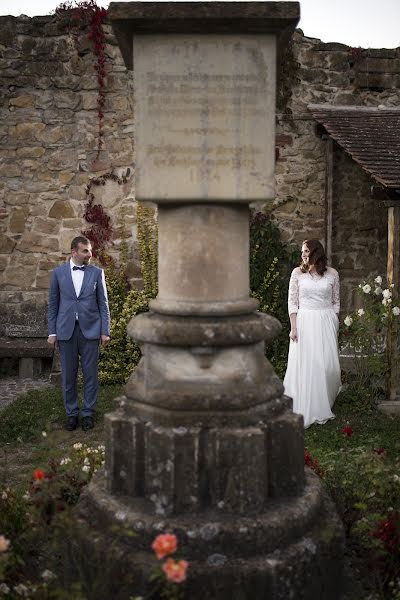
[250,210,299,378]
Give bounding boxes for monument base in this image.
[79,470,344,600]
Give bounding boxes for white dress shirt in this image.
[70,258,85,297]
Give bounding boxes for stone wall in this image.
[332,147,387,309]
[274,32,399,310]
[0,15,399,337]
[0,13,137,336]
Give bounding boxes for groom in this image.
[47,236,110,431]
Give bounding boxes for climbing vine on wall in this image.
[82,170,130,264]
[55,0,108,161]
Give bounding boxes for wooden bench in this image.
[0,337,54,379]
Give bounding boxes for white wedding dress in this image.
[283,266,341,428]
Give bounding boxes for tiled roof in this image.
[308,104,400,190]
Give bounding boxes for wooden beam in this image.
[379,205,400,414]
[324,138,333,262]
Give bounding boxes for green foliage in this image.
[98,203,158,385]
[305,394,400,598]
[250,210,298,378]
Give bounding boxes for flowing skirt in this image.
[283,308,341,428]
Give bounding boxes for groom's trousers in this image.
[58,322,100,418]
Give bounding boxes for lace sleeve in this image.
[332,270,340,313]
[288,269,299,315]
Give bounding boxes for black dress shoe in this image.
[82,416,94,431]
[66,416,78,431]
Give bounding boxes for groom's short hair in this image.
[71,235,90,250]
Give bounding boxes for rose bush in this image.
[341,275,399,399]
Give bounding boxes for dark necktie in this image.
[72,266,85,271]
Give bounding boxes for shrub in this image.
[340,275,400,400]
[98,204,158,385]
[250,209,298,378]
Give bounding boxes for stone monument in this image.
[82,3,344,598]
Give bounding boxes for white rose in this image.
[73,442,82,450]
[374,275,382,285]
[362,284,371,294]
[392,306,400,316]
[82,465,90,473]
[387,298,392,304]
[344,316,353,327]
[382,289,392,299]
[382,298,388,306]
[357,308,365,317]
[375,287,382,295]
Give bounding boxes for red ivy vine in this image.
[56,0,108,161]
[82,170,130,265]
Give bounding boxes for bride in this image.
[283,239,341,428]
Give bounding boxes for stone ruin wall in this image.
[0,15,399,338]
[0,14,138,337]
[275,31,400,309]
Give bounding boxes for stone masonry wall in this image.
[274,32,399,310]
[0,13,138,336]
[0,15,399,337]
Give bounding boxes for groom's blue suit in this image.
[48,261,110,418]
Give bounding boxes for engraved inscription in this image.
[142,72,267,171]
[134,35,276,201]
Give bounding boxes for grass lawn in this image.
[0,384,123,488]
[0,381,399,599]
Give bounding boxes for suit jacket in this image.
[48,262,110,341]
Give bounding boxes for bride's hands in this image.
[289,328,298,342]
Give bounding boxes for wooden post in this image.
[324,137,333,262]
[379,204,400,414]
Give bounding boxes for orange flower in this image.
[162,558,188,583]
[152,533,177,559]
[0,535,10,552]
[33,469,45,480]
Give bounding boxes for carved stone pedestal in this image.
[79,3,344,598]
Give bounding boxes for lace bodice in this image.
[288,266,340,314]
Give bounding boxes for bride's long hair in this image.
[300,239,327,275]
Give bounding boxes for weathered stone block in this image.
[145,424,175,515]
[17,146,45,158]
[3,265,37,288]
[48,200,75,219]
[17,232,59,253]
[8,122,46,140]
[104,410,144,496]
[19,357,41,379]
[267,411,305,498]
[35,271,52,289]
[0,235,16,254]
[9,207,29,234]
[33,217,60,235]
[4,192,30,207]
[0,163,21,178]
[209,427,267,513]
[9,95,36,108]
[58,171,75,185]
